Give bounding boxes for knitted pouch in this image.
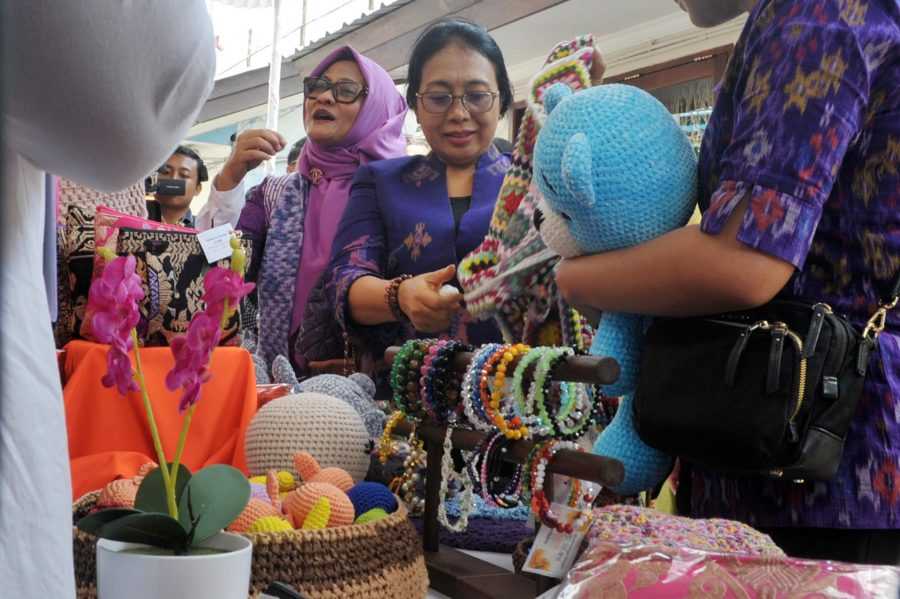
[457,35,596,347]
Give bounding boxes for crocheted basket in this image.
[73,491,429,599]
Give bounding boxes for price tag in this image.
[522,503,591,579]
[197,223,234,264]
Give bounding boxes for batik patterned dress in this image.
[312,148,510,366]
[689,0,900,529]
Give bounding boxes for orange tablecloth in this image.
[64,340,257,500]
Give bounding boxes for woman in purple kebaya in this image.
[199,46,408,374]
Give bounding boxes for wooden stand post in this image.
[384,347,622,599]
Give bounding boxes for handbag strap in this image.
[862,271,900,343]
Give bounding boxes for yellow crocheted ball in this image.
[248,515,294,533]
[227,498,281,533]
[311,467,354,492]
[301,497,331,530]
[283,482,354,528]
[276,471,296,492]
[354,507,389,525]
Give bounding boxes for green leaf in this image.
[179,464,250,546]
[134,463,192,514]
[77,508,141,535]
[99,512,189,552]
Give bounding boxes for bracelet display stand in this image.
[384,347,624,599]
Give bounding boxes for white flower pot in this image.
[96,532,252,599]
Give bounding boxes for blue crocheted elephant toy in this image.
[533,83,697,495]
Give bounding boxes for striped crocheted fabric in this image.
[458,35,595,348]
[256,173,308,367]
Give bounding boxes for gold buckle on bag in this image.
[862,296,898,341]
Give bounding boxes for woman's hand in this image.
[215,128,286,191]
[397,265,463,333]
[590,46,607,86]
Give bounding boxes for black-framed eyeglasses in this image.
[416,90,498,114]
[303,76,368,104]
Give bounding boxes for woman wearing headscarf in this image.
[198,46,408,374]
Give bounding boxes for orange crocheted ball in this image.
[227,498,281,533]
[283,482,354,528]
[311,467,354,492]
[97,478,141,509]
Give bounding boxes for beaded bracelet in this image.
[477,343,511,431]
[437,426,475,532]
[388,428,427,515]
[528,347,575,437]
[461,344,503,431]
[419,339,451,421]
[511,347,555,435]
[551,381,599,440]
[389,340,422,414]
[390,339,438,419]
[483,343,531,440]
[421,340,471,422]
[378,411,405,465]
[528,440,595,533]
[480,434,523,508]
[385,274,413,322]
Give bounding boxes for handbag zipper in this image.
[756,321,808,423]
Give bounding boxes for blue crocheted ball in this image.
[347,481,398,517]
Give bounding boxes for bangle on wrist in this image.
[386,275,413,322]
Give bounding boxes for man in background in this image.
[146,146,208,227]
[285,137,306,174]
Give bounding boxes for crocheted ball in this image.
[296,374,385,439]
[245,393,371,481]
[347,482,398,517]
[313,467,354,492]
[248,515,293,533]
[97,477,141,509]
[276,471,296,492]
[301,497,331,530]
[228,498,281,533]
[283,482,354,528]
[355,507,389,525]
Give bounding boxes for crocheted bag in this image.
[73,491,429,599]
[457,35,596,347]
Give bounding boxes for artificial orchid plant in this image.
[77,236,255,555]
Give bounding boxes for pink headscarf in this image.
[292,46,407,333]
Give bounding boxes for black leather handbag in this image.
[633,274,899,482]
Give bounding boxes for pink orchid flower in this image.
[166,312,221,412]
[202,267,255,319]
[87,255,144,394]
